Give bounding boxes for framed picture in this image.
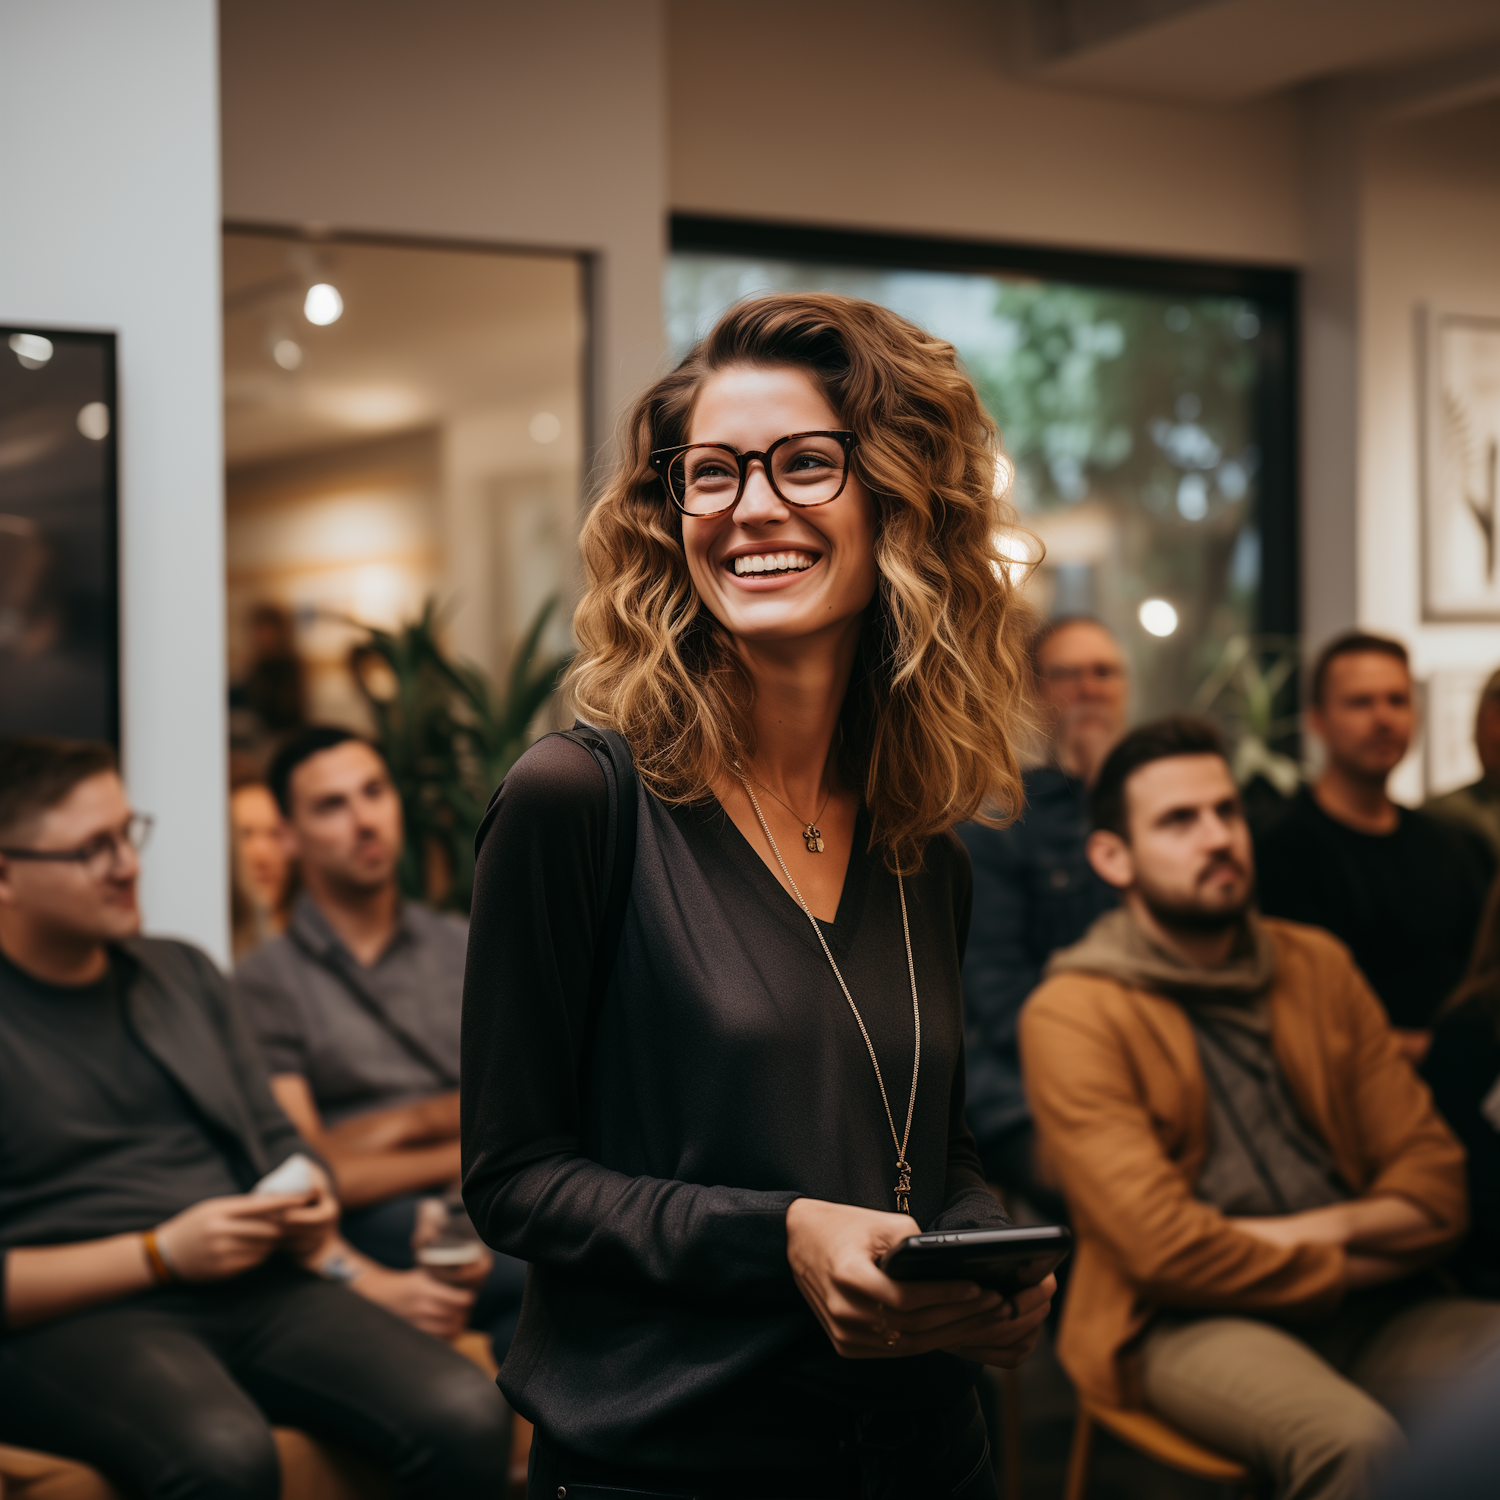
[0,326,119,742]
[1426,668,1487,798]
[1422,310,1500,620]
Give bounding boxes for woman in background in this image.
[230,778,294,961]
[463,293,1050,1499]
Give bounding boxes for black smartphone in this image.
[878,1225,1072,1293]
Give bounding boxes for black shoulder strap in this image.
[284,923,460,1089]
[555,722,638,1072]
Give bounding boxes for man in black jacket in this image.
[1255,634,1495,1059]
[958,617,1124,1214]
[0,737,507,1500]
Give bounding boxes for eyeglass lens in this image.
[83,815,154,870]
[1042,664,1124,685]
[669,435,849,516]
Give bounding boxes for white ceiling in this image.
[1010,0,1500,106]
[223,232,585,466]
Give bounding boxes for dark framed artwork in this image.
[0,326,119,742]
[1421,309,1500,621]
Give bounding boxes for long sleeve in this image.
[460,737,798,1304]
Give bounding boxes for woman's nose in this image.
[732,461,789,524]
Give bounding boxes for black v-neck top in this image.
[461,734,1006,1470]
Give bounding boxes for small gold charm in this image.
[895,1163,912,1215]
[803,824,825,853]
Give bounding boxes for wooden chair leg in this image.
[998,1367,1023,1500]
[1062,1406,1093,1500]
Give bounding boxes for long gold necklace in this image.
[738,775,921,1214]
[744,770,832,853]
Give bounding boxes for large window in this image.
[667,219,1297,732]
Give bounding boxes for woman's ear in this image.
[1085,828,1134,891]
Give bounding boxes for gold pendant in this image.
[895,1162,911,1215]
[803,824,825,853]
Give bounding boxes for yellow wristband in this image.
[142,1229,177,1284]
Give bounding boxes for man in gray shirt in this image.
[233,727,523,1354]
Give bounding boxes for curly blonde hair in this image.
[566,292,1036,869]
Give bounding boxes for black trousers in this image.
[0,1261,509,1500]
[526,1390,998,1500]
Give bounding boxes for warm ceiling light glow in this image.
[1139,598,1179,637]
[76,402,110,441]
[9,332,53,369]
[273,339,304,370]
[303,283,344,326]
[529,411,562,444]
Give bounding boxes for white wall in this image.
[1359,96,1500,801]
[220,0,667,460]
[669,0,1305,266]
[0,1,228,959]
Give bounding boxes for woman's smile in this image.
[723,546,822,586]
[683,365,876,643]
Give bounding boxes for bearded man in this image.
[1020,716,1500,1500]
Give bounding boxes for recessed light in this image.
[77,402,110,440]
[529,412,562,444]
[304,283,343,326]
[273,339,304,370]
[1139,598,1179,637]
[9,332,53,370]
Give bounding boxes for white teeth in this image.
[732,551,815,576]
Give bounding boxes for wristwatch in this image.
[317,1251,363,1284]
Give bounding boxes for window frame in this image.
[668,214,1299,644]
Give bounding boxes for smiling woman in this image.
[462,294,1051,1499]
[571,293,1035,870]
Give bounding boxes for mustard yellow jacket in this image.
[1020,917,1468,1408]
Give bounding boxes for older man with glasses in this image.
[0,736,507,1500]
[957,616,1127,1218]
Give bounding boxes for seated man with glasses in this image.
[957,616,1125,1218]
[0,737,507,1500]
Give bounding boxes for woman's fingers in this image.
[879,1291,1006,1336]
[1010,1275,1056,1318]
[830,1281,1052,1359]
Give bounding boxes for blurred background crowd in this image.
[7,1,1500,1497]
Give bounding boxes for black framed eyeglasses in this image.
[0,813,154,876]
[650,430,858,517]
[1038,663,1126,687]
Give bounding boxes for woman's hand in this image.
[787,1197,1020,1360]
[941,1273,1055,1368]
[154,1193,306,1282]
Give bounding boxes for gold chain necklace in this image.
[738,775,921,1214]
[744,770,833,853]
